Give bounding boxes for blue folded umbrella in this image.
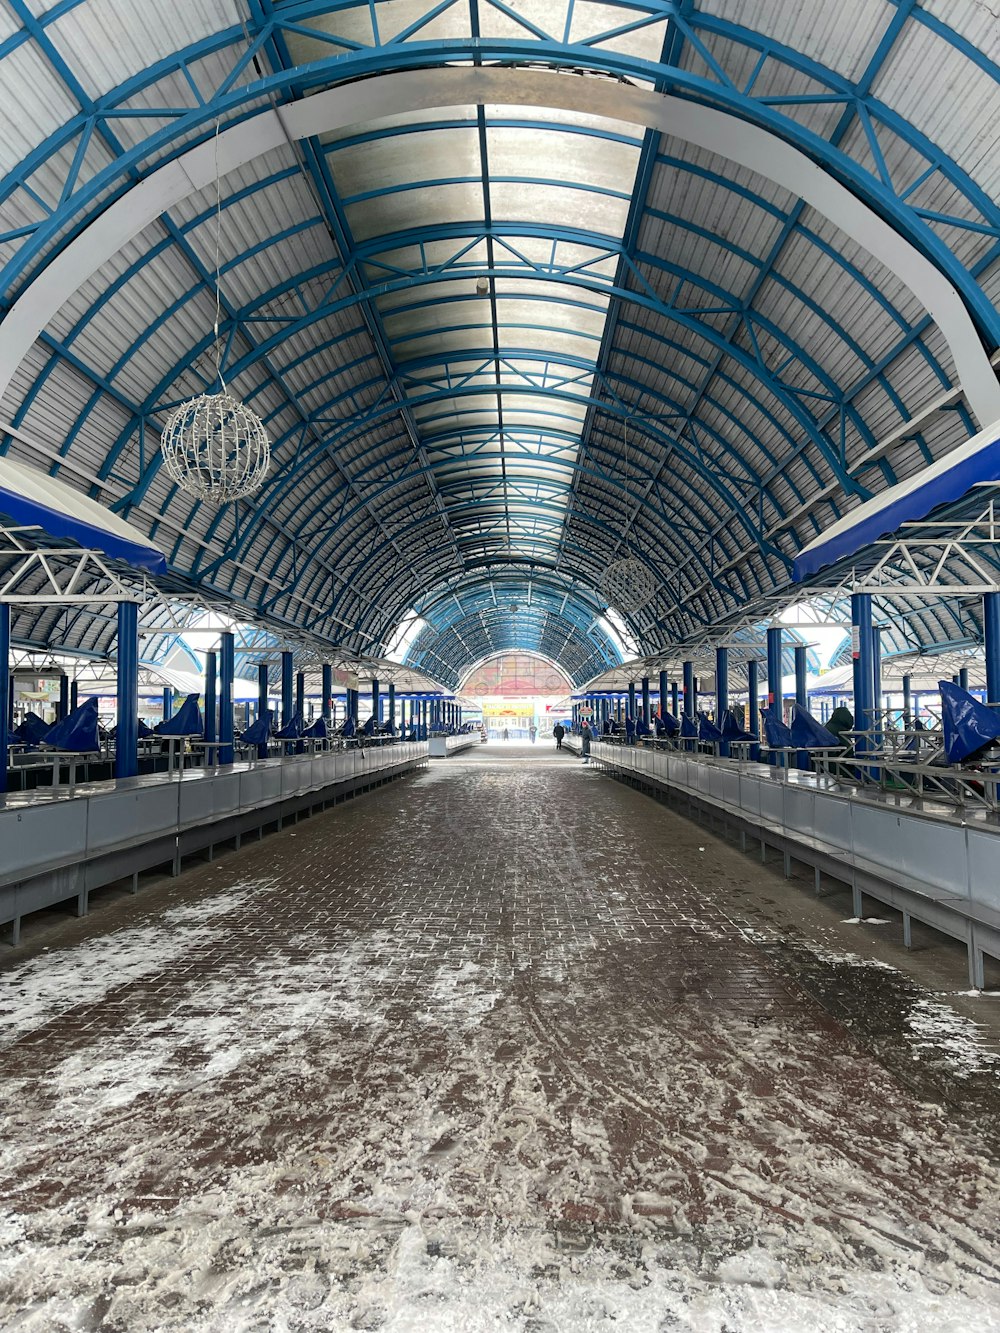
[789,703,841,749]
[698,714,724,743]
[720,709,753,741]
[660,712,680,737]
[241,709,272,745]
[303,716,327,739]
[762,706,793,749]
[41,697,100,752]
[939,680,1000,763]
[14,711,52,745]
[680,713,698,739]
[156,693,203,736]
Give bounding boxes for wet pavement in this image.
[2,743,1000,1331]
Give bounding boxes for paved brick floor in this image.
[2,745,1000,1331]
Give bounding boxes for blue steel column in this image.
[682,661,695,718]
[716,647,729,757]
[281,651,294,728]
[766,627,782,715]
[959,665,970,692]
[388,681,396,729]
[852,594,875,765]
[794,646,808,708]
[872,627,883,733]
[116,601,139,781]
[641,677,650,728]
[902,673,912,726]
[58,674,69,721]
[322,664,333,722]
[257,662,269,759]
[219,631,234,765]
[161,686,172,723]
[748,659,760,762]
[0,604,10,794]
[985,594,1000,705]
[70,679,78,712]
[204,649,218,745]
[659,669,668,721]
[372,678,380,727]
[296,670,305,719]
[671,680,679,717]
[628,680,636,723]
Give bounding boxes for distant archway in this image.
[459,652,573,697]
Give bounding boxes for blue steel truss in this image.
[1,0,998,680]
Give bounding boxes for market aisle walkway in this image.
[3,748,1000,1331]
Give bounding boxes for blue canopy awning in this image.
[794,416,1000,581]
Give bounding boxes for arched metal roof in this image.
[1,1,998,686]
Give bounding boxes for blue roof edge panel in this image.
[0,454,167,575]
[793,417,1000,582]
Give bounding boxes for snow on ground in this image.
[3,893,1000,1333]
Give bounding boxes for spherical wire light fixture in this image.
[160,120,270,504]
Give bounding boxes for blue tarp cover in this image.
[275,711,304,740]
[303,716,327,739]
[698,714,723,743]
[342,718,356,737]
[680,713,698,739]
[939,680,1000,763]
[42,697,100,752]
[789,703,842,749]
[241,709,272,745]
[762,707,794,749]
[659,712,680,737]
[720,709,753,741]
[156,693,203,736]
[14,711,51,744]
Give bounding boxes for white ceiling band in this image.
[2,65,998,426]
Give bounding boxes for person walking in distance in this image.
[553,721,565,751]
[529,723,537,744]
[580,719,593,764]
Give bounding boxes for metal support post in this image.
[852,594,875,768]
[659,669,668,720]
[986,593,1000,704]
[205,650,218,745]
[116,601,139,780]
[322,663,333,722]
[372,678,381,728]
[296,670,305,719]
[70,679,79,712]
[683,661,695,719]
[902,673,912,726]
[257,662,269,759]
[671,681,679,717]
[641,677,650,728]
[281,651,294,728]
[959,665,970,692]
[388,681,396,729]
[872,626,883,732]
[219,631,235,765]
[58,673,69,721]
[748,659,760,761]
[766,626,782,714]
[716,646,729,757]
[162,686,173,724]
[794,645,808,709]
[628,681,636,724]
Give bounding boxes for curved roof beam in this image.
[1,66,997,426]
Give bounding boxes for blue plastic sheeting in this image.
[156,693,203,736]
[275,711,304,739]
[303,716,327,739]
[342,718,356,738]
[762,707,794,749]
[794,418,1000,580]
[939,680,1000,763]
[698,715,724,743]
[13,712,51,745]
[680,714,698,739]
[0,454,167,575]
[241,709,272,745]
[658,712,680,737]
[719,709,753,741]
[42,697,100,752]
[109,719,155,740]
[789,704,842,749]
